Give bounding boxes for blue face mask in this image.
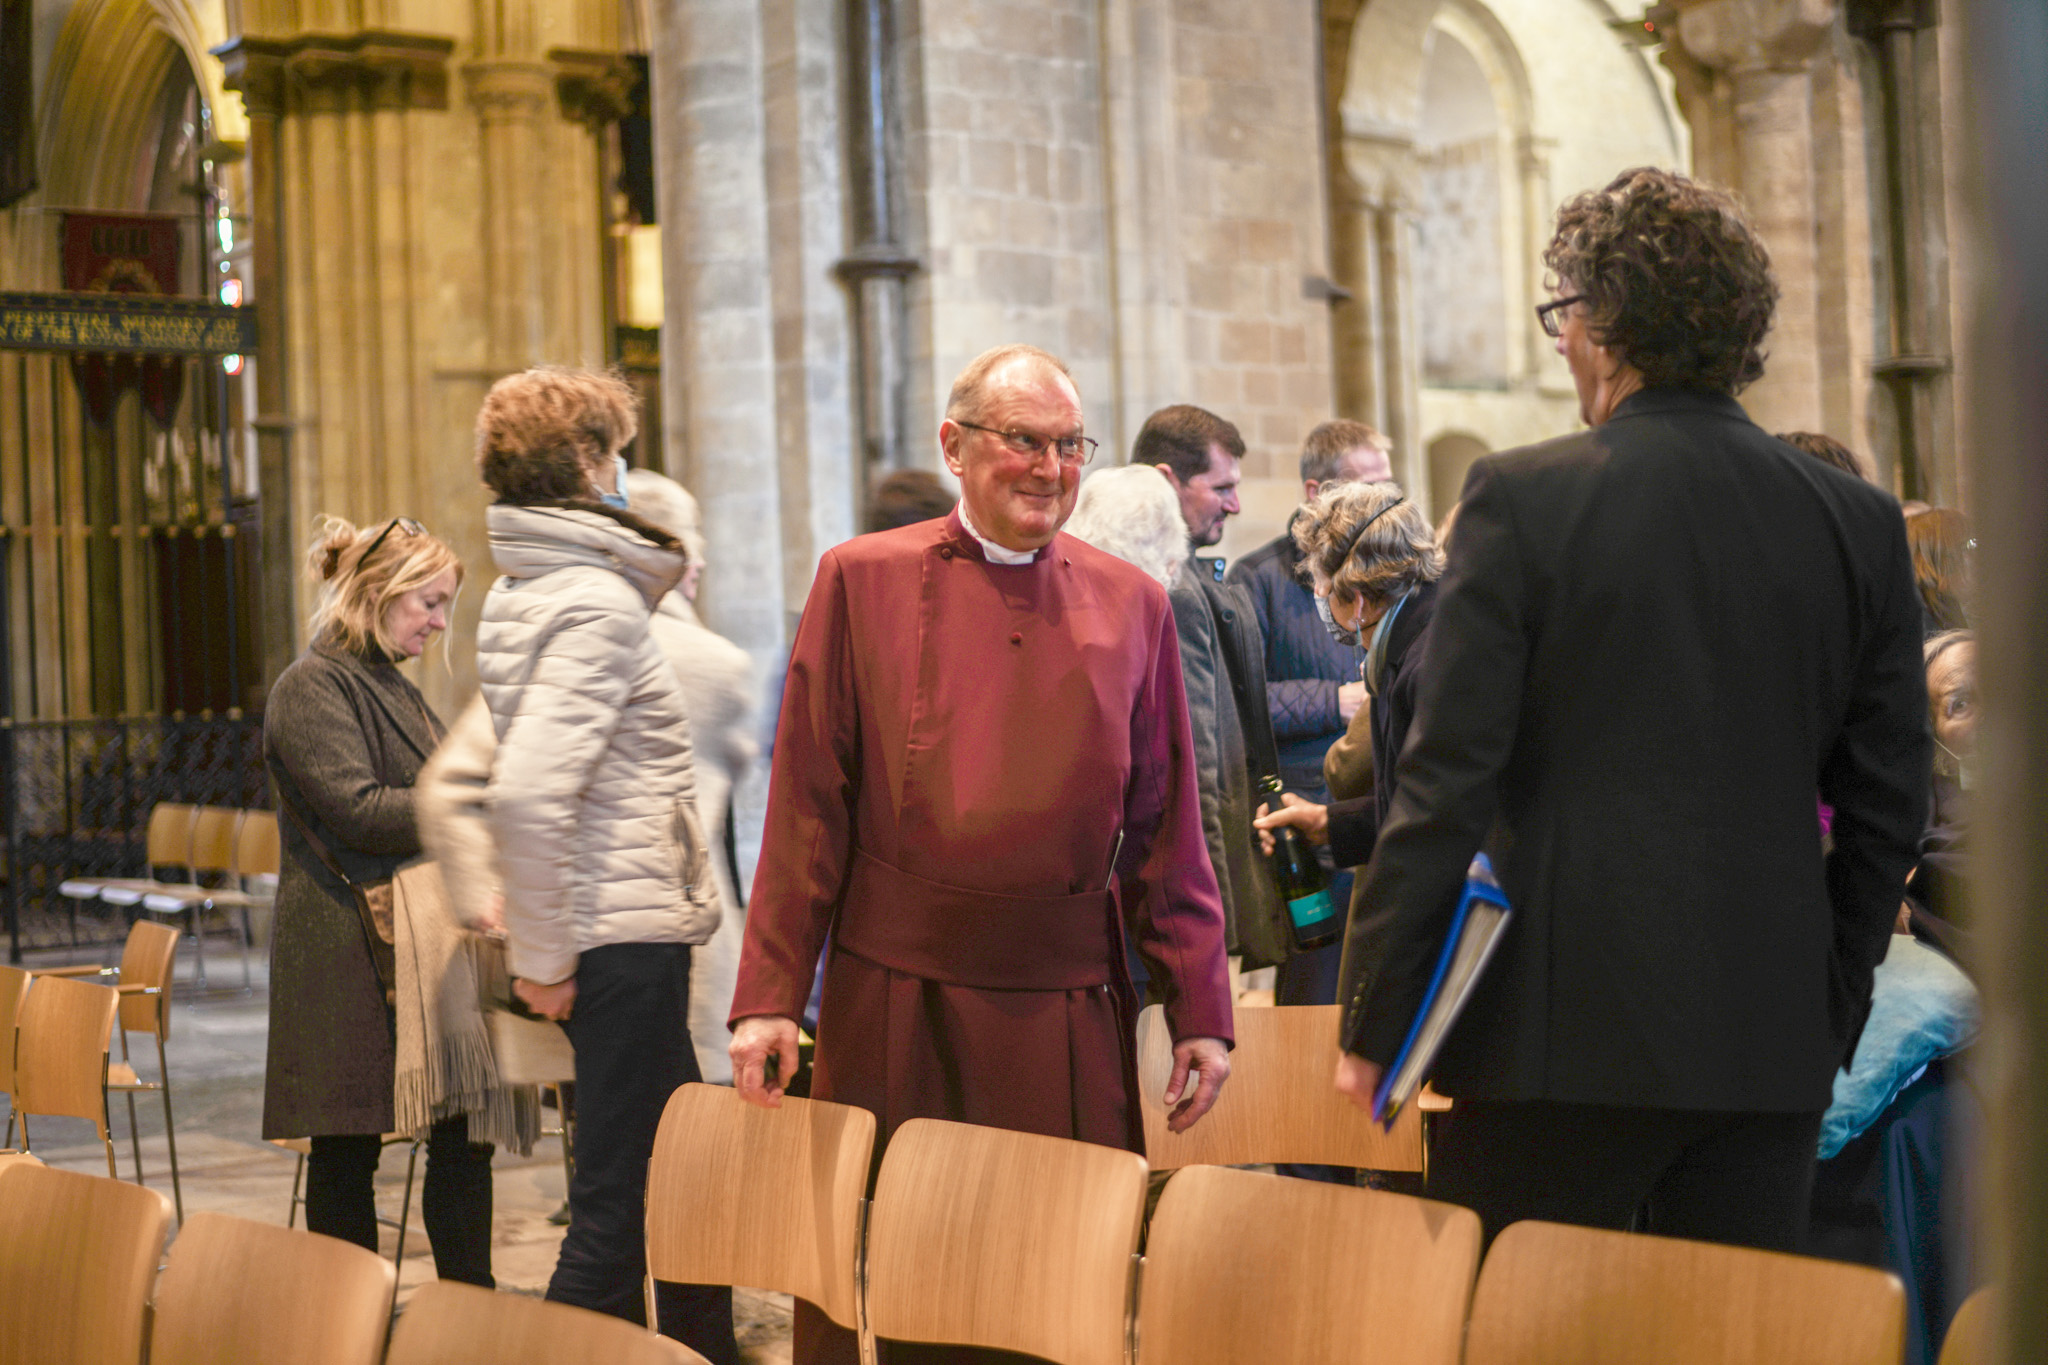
[1316,593,1362,648]
[596,454,630,510]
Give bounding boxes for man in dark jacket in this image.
[1141,406,1289,972]
[1225,421,1393,1005]
[1338,169,1929,1252]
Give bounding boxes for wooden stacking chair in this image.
[645,1083,875,1338]
[1937,1285,1999,1365]
[1136,1164,1478,1364]
[31,918,184,1218]
[386,1279,707,1365]
[143,807,274,990]
[10,972,121,1177]
[0,964,27,1147]
[1136,1003,1427,1173]
[865,1117,1147,1365]
[151,1210,396,1365]
[0,1150,44,1178]
[114,804,238,989]
[0,1162,172,1365]
[57,801,197,908]
[1464,1219,1906,1365]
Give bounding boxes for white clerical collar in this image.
[955,501,1036,566]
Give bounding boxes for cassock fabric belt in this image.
[835,846,1119,992]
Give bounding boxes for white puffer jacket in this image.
[476,504,716,984]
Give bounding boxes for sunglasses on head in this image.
[360,516,426,565]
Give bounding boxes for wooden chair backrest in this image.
[152,1211,396,1365]
[12,972,117,1132]
[386,1279,706,1364]
[0,1162,172,1365]
[1137,1165,1479,1365]
[114,919,180,1038]
[188,805,242,875]
[236,808,280,879]
[1464,1219,1907,1365]
[0,964,28,1094]
[644,1083,875,1330]
[143,802,199,868]
[866,1117,1147,1365]
[1937,1285,1999,1365]
[1136,1003,1424,1170]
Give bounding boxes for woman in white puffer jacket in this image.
[468,366,737,1364]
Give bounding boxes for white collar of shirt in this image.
[956,501,1036,566]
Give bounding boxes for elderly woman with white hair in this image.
[1067,464,1291,974]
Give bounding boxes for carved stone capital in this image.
[465,61,556,122]
[214,30,455,112]
[211,37,290,117]
[1338,129,1421,214]
[1670,0,1839,74]
[548,48,637,129]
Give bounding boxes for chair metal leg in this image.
[189,910,208,991]
[391,1137,421,1315]
[124,1090,143,1185]
[238,904,253,990]
[157,1032,183,1224]
[286,1150,305,1228]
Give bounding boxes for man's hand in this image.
[513,976,576,1021]
[731,1014,802,1109]
[1337,681,1368,722]
[1163,1036,1231,1133]
[1253,793,1329,855]
[1335,1052,1383,1114]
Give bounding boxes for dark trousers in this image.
[306,1115,495,1286]
[550,942,739,1365]
[1427,1098,1824,1253]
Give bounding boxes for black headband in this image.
[1342,495,1407,561]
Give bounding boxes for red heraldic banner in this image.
[61,212,184,428]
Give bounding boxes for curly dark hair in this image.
[1543,167,1778,395]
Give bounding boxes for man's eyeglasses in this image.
[954,420,1099,468]
[360,516,426,565]
[1536,295,1587,338]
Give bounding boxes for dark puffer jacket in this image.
[1224,521,1364,798]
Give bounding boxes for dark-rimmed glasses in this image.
[1536,295,1586,338]
[954,420,1099,468]
[360,516,425,565]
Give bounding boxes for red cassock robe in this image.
[730,510,1233,1364]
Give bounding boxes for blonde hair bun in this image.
[307,515,365,584]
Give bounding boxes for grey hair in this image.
[1064,465,1188,589]
[625,468,707,568]
[1292,480,1443,607]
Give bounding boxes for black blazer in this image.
[1340,389,1930,1113]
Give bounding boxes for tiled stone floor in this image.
[2,934,794,1362]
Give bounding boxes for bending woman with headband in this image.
[1254,482,1445,904]
[263,514,498,1285]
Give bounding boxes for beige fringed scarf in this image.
[391,861,539,1153]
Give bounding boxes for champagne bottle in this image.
[1260,775,1339,950]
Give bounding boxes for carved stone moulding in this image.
[547,48,637,129]
[212,31,458,116]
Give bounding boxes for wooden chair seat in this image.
[387,1279,707,1364]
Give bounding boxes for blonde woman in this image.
[262,516,495,1284]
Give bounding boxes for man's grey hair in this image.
[945,343,1076,423]
[1299,419,1392,487]
[1064,465,1188,589]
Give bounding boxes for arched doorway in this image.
[1428,430,1490,514]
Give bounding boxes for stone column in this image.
[1333,135,1427,505]
[650,0,789,665]
[1671,0,1838,437]
[467,62,557,369]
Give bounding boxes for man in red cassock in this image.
[729,343,1235,1364]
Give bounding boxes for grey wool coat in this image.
[262,636,444,1140]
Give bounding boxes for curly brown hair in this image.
[1543,167,1778,395]
[474,366,639,505]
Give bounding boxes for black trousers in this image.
[1427,1098,1824,1253]
[306,1114,494,1286]
[549,942,739,1365]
